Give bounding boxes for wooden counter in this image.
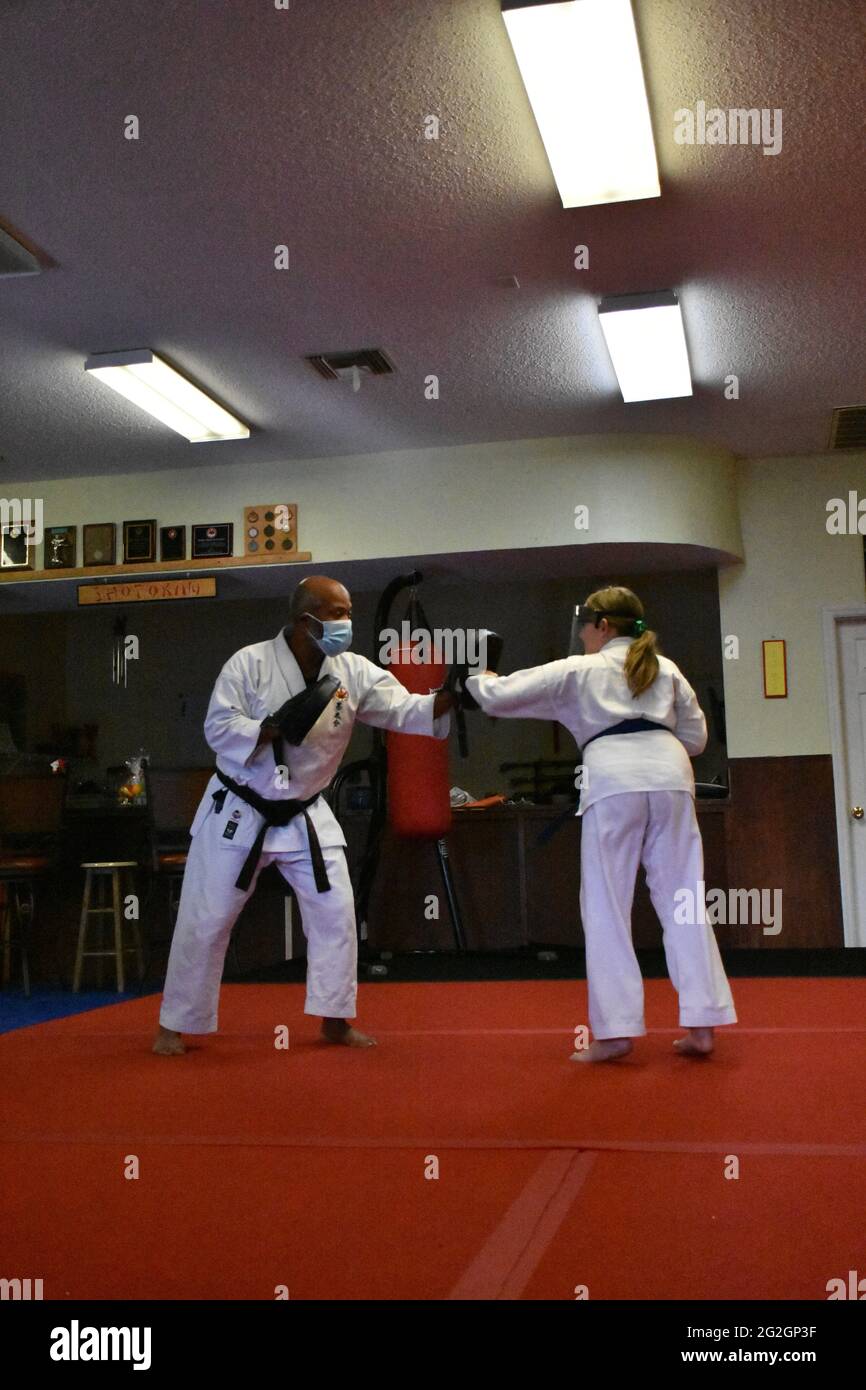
[361,801,732,952]
[1,752,845,987]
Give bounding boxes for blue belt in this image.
[536,719,673,847]
[582,717,671,750]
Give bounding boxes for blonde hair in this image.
[585,585,660,698]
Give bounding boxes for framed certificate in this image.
[123,519,157,564]
[83,523,117,567]
[0,525,35,570]
[192,523,233,559]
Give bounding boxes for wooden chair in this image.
[140,766,216,976]
[0,772,66,995]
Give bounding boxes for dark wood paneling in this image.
[147,767,213,836]
[723,756,843,948]
[521,808,582,945]
[8,755,846,988]
[365,813,524,951]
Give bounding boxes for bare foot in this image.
[673,1027,714,1057]
[321,1019,377,1048]
[570,1038,633,1063]
[153,1025,186,1055]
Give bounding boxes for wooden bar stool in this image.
[73,861,144,992]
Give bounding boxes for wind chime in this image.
[111,614,128,687]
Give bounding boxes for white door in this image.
[824,607,866,946]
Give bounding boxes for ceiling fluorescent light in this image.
[597,291,692,402]
[501,0,660,208]
[84,350,249,442]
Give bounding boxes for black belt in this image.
[582,717,671,750]
[213,769,330,893]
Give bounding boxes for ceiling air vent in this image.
[829,406,866,451]
[306,348,394,381]
[0,225,40,278]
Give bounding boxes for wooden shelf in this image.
[0,552,313,585]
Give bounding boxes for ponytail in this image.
[623,629,659,698]
[584,585,660,697]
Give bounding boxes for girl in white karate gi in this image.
[465,586,736,1063]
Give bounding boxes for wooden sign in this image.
[78,576,217,606]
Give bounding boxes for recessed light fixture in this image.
[84,350,249,442]
[597,291,693,402]
[501,0,660,208]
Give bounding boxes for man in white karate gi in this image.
[153,575,452,1055]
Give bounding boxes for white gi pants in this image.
[579,790,736,1039]
[159,815,358,1034]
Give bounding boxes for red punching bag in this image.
[387,645,452,838]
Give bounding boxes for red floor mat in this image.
[1,980,864,1299]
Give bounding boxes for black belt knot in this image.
[213,768,330,893]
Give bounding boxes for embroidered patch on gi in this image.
[333,686,349,728]
[223,821,239,840]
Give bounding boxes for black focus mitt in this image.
[449,630,504,710]
[263,675,341,745]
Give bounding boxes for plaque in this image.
[192,522,233,559]
[160,525,186,561]
[0,525,35,570]
[44,525,77,569]
[123,519,157,564]
[83,523,117,567]
[243,503,297,557]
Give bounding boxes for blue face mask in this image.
[304,612,352,656]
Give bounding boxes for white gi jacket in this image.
[465,636,707,815]
[190,629,450,852]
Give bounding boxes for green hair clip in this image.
[633,618,646,635]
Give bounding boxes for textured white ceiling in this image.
[0,0,863,482]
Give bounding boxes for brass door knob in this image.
[852,806,864,820]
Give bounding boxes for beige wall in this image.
[718,453,866,758]
[7,436,866,766]
[2,433,742,566]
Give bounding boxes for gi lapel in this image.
[272,627,309,701]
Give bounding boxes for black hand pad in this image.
[451,630,504,711]
[267,675,341,745]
